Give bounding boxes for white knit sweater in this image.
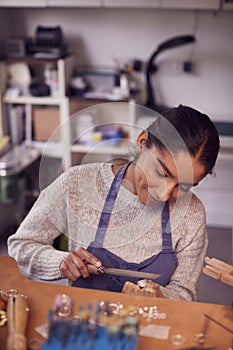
[8,163,208,301]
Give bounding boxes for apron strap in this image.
[91,162,130,248]
[161,201,173,252]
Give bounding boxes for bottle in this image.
[44,63,59,97]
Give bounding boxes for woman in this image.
[8,104,220,301]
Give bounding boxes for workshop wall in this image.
[0,7,232,121]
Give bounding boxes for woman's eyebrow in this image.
[157,158,174,178]
[157,158,199,187]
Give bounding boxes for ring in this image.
[170,334,185,346]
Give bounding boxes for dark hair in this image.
[146,105,220,175]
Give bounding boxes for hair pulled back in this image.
[146,105,220,175]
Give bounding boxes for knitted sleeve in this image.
[159,196,208,301]
[7,172,70,280]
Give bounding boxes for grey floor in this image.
[196,226,233,305]
[1,226,232,305]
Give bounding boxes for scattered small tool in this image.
[6,294,29,350]
[203,257,233,287]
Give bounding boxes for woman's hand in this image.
[122,279,164,297]
[60,247,102,281]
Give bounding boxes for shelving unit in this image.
[69,97,136,160]
[0,56,74,170]
[0,56,137,170]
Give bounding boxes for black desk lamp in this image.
[145,35,196,113]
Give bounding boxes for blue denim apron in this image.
[72,163,178,292]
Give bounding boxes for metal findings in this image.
[43,300,139,350]
[0,289,28,301]
[170,333,185,346]
[98,301,167,323]
[138,306,166,322]
[194,332,206,344]
[54,293,73,318]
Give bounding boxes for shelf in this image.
[1,57,68,64]
[3,96,63,105]
[0,55,136,169]
[25,140,65,158]
[71,139,130,156]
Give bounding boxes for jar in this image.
[76,114,95,144]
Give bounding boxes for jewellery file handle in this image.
[87,264,161,280]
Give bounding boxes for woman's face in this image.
[132,131,206,206]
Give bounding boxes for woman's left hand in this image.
[122,279,164,297]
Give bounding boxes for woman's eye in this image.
[156,168,166,178]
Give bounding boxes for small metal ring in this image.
[4,289,18,298]
[57,306,71,318]
[108,303,119,314]
[170,334,185,346]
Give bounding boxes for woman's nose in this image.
[156,181,175,202]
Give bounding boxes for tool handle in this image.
[203,265,233,287]
[220,272,233,287]
[6,295,29,350]
[87,264,101,275]
[205,257,233,274]
[203,266,219,280]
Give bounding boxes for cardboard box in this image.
[33,107,61,142]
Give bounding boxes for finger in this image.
[60,257,82,281]
[61,253,89,280]
[74,247,103,268]
[68,251,92,278]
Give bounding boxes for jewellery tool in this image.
[87,264,161,280]
[6,294,29,350]
[203,256,233,287]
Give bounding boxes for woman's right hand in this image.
[60,247,102,281]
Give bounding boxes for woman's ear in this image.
[135,130,149,153]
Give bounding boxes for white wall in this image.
[0,7,233,228]
[3,7,233,121]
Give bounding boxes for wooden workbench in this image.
[0,256,232,349]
